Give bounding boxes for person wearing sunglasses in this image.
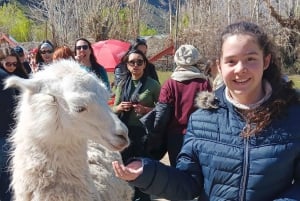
[113,38,159,88]
[34,40,54,71]
[13,46,32,74]
[131,38,159,82]
[0,47,28,79]
[0,48,17,201]
[74,38,110,91]
[112,49,160,201]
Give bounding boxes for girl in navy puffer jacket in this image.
[112,21,300,201]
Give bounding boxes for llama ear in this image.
[4,76,40,93]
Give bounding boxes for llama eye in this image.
[74,106,87,113]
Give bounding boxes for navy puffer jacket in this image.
[130,86,300,201]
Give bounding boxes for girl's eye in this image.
[225,59,236,65]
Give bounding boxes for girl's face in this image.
[127,53,146,79]
[218,34,271,105]
[3,56,18,73]
[40,47,53,64]
[75,40,91,62]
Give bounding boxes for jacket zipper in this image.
[239,129,250,201]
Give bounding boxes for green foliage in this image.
[119,8,128,21]
[181,14,190,28]
[118,8,131,37]
[140,23,157,36]
[30,23,49,42]
[0,3,32,42]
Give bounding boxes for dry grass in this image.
[289,74,300,89]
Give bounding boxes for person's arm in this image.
[0,70,16,138]
[114,63,127,87]
[274,183,300,200]
[132,104,152,115]
[147,63,159,83]
[113,149,202,200]
[158,79,173,103]
[113,114,204,200]
[112,84,132,114]
[98,66,110,91]
[139,102,172,160]
[133,79,160,115]
[274,159,300,200]
[112,84,122,113]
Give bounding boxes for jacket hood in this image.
[195,91,219,109]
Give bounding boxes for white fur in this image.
[5,59,133,201]
[87,142,133,201]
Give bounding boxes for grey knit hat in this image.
[174,44,200,66]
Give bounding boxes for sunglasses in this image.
[127,59,144,67]
[40,50,53,54]
[5,62,18,67]
[76,45,89,50]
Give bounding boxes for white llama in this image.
[4,59,133,201]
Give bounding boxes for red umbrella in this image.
[92,39,131,72]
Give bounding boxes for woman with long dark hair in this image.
[113,49,160,201]
[35,40,54,71]
[74,38,110,91]
[0,47,28,79]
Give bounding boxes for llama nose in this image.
[114,121,128,136]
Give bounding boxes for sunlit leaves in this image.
[0,3,32,41]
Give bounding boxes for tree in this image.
[28,0,123,45]
[263,0,300,69]
[79,0,122,41]
[0,3,31,41]
[175,0,300,68]
[7,0,300,73]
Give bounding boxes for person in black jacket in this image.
[0,67,16,201]
[13,46,32,74]
[0,47,29,79]
[113,38,159,88]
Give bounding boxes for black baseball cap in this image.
[13,46,24,56]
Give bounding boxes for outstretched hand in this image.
[112,160,143,181]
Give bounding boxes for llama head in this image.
[5,59,129,151]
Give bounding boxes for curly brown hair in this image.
[219,21,299,137]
